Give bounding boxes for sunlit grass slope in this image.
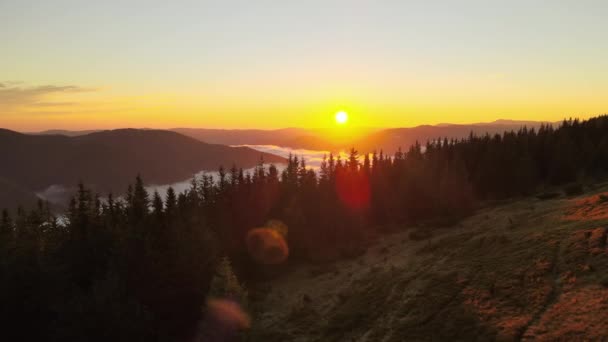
[249,184,608,341]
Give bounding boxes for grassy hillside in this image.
[249,185,608,341]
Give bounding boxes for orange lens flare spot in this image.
[265,219,288,237]
[246,225,289,265]
[206,299,251,330]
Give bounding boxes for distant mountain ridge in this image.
[173,120,556,153]
[436,119,558,127]
[171,127,336,150]
[0,128,285,210]
[27,119,559,155]
[6,119,564,211]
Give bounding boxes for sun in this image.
[335,111,348,124]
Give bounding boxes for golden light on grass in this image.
[335,111,348,124]
[563,192,608,221]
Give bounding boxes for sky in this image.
[1,0,608,131]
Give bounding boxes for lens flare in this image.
[336,172,371,210]
[265,219,288,236]
[246,221,289,264]
[206,298,251,330]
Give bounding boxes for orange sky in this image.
[1,1,607,131]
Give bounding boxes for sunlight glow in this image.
[335,111,348,124]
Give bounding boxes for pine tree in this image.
[165,187,177,219]
[319,154,330,185]
[363,153,371,176]
[348,148,359,172]
[230,164,239,187]
[218,166,227,191]
[126,175,150,224]
[152,191,164,218]
[209,256,248,307]
[0,209,12,243]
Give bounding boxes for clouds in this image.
[0,82,93,115]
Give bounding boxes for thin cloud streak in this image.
[0,82,95,115]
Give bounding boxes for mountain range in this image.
[0,128,284,211]
[351,120,557,154]
[173,120,555,153]
[33,120,556,155]
[6,119,558,211]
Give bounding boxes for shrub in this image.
[536,192,561,200]
[287,297,317,324]
[409,229,432,241]
[308,264,337,278]
[208,257,249,308]
[339,244,367,258]
[563,183,584,196]
[600,275,608,288]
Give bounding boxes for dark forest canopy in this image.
[1,115,608,341]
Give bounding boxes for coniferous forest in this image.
[2,115,608,341]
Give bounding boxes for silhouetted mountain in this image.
[27,119,555,156]
[171,127,301,144]
[174,121,554,154]
[171,127,333,148]
[283,134,335,150]
[0,128,285,209]
[475,119,559,126]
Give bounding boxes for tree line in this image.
[1,115,608,341]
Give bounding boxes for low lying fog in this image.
[37,145,342,204]
[147,145,345,199]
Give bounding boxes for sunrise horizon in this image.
[3,1,607,132]
[3,109,592,133]
[4,2,608,340]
